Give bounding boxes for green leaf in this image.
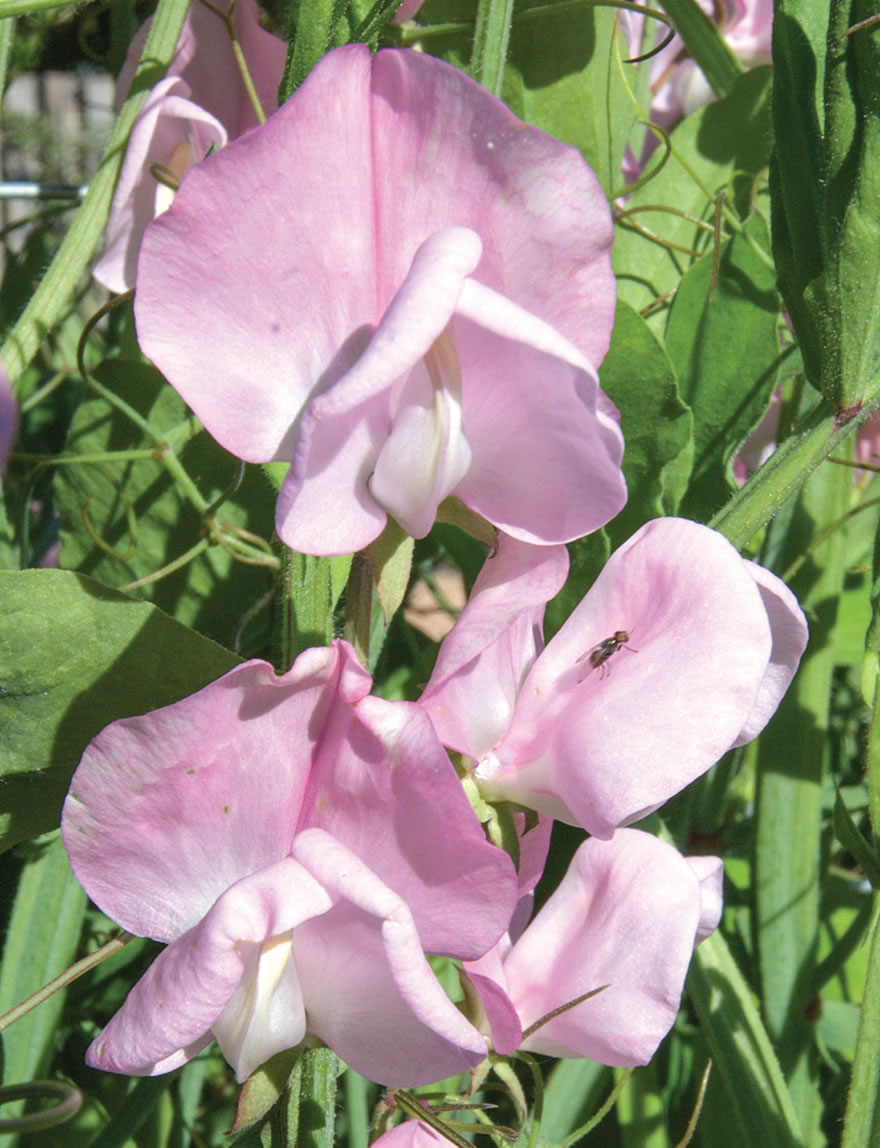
[688,929,803,1147]
[0,833,86,1143]
[833,790,880,888]
[754,458,852,1139]
[368,519,414,625]
[506,1,634,194]
[0,568,239,851]
[665,218,781,522]
[54,360,276,653]
[599,300,693,547]
[539,1058,608,1142]
[613,66,773,321]
[232,1049,301,1134]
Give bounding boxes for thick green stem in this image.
[709,395,878,549]
[470,0,515,96]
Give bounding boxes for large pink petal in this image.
[293,830,488,1086]
[480,519,777,835]
[451,303,626,543]
[135,46,378,463]
[369,48,615,367]
[86,858,331,1078]
[505,831,709,1065]
[734,560,808,744]
[302,698,517,958]
[420,534,569,758]
[62,646,371,941]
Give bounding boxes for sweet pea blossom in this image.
[463,830,723,1064]
[420,518,808,837]
[61,641,517,1085]
[94,0,285,292]
[134,45,626,555]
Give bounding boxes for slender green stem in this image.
[199,0,266,123]
[117,538,211,592]
[0,1081,82,1133]
[560,1068,634,1146]
[13,449,158,466]
[843,510,880,1144]
[0,0,84,14]
[841,900,880,1145]
[0,16,15,108]
[0,933,132,1035]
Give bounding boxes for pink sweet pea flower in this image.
[134,45,626,555]
[463,830,723,1064]
[61,642,517,1086]
[0,364,17,473]
[420,519,808,837]
[94,0,285,292]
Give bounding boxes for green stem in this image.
[560,1068,634,1146]
[0,0,191,382]
[842,520,880,1144]
[0,16,14,100]
[470,0,515,96]
[200,0,267,124]
[277,549,341,671]
[0,1081,81,1134]
[280,0,349,101]
[710,395,878,549]
[841,896,880,1143]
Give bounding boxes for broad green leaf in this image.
[613,66,773,321]
[754,459,851,1140]
[55,360,276,654]
[688,929,803,1147]
[0,568,239,851]
[367,519,414,625]
[599,299,693,548]
[665,218,781,522]
[232,1050,300,1135]
[0,833,86,1146]
[506,1,634,194]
